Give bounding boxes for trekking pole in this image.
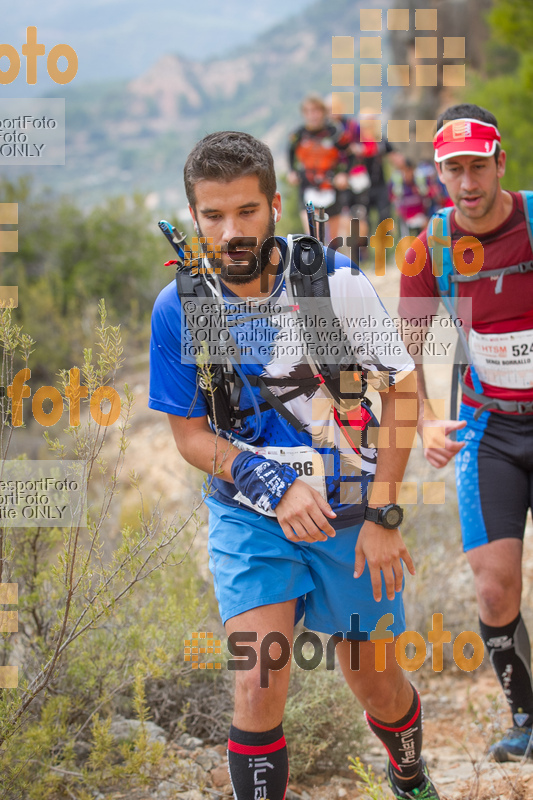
[314,206,329,245]
[305,203,317,239]
[158,220,188,265]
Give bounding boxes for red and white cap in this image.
[433,118,501,163]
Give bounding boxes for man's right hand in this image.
[275,479,337,543]
[418,419,467,468]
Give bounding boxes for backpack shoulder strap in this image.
[287,236,364,392]
[429,206,455,300]
[175,263,214,299]
[287,234,339,384]
[427,206,470,421]
[448,191,533,294]
[520,190,533,254]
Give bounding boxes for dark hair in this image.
[436,104,501,163]
[184,131,277,209]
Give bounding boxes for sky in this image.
[0,0,315,95]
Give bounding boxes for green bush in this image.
[0,303,212,799]
[469,0,533,191]
[0,177,172,380]
[284,660,368,780]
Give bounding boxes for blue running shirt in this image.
[149,241,414,528]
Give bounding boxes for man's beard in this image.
[202,215,277,286]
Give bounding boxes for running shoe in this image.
[387,757,440,799]
[489,726,533,762]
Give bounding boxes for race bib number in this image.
[469,328,533,389]
[232,443,327,518]
[303,187,336,210]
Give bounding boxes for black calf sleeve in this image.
[228,723,289,800]
[365,684,424,791]
[479,614,533,727]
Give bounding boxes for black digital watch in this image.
[364,504,404,530]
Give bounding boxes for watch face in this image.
[384,507,402,528]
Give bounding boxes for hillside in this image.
[0,0,315,90]
[25,0,392,209]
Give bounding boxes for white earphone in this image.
[273,210,279,222]
[194,222,200,234]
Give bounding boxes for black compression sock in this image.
[366,685,424,791]
[227,723,289,800]
[479,614,533,728]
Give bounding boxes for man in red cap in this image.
[399,103,533,761]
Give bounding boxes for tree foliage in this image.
[489,0,533,53]
[0,178,173,380]
[0,303,210,799]
[469,0,533,190]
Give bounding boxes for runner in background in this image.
[151,130,442,800]
[328,105,372,253]
[399,103,533,763]
[353,113,403,228]
[287,93,351,239]
[389,158,431,237]
[415,160,452,215]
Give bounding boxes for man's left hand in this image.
[353,521,415,602]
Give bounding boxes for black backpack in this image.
[173,233,369,435]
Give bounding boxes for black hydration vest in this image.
[177,235,369,435]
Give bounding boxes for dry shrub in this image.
[283,662,368,780]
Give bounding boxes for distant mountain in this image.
[20,0,392,210]
[0,0,315,89]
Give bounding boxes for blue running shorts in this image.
[205,494,406,637]
[456,403,533,552]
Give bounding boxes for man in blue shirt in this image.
[149,130,439,800]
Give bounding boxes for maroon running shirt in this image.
[398,191,533,409]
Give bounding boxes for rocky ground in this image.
[94,669,533,800]
[94,668,533,800]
